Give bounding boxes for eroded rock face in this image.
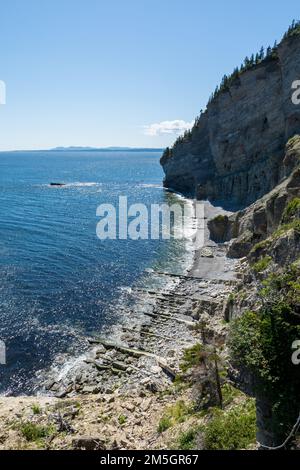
[161,35,300,207]
[206,138,300,258]
[207,215,234,243]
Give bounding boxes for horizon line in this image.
[0,145,165,153]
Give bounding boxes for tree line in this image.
[162,20,300,159]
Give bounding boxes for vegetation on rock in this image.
[229,264,300,443]
[19,422,55,444]
[165,20,300,162]
[157,400,192,434]
[282,198,300,223]
[251,255,272,273]
[201,399,256,450]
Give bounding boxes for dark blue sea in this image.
[0,150,194,395]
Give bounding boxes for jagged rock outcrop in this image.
[160,27,300,449]
[220,159,300,448]
[207,136,300,258]
[161,35,300,208]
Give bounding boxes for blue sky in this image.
[0,0,299,150]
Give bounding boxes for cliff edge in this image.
[161,33,300,208]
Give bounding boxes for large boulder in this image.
[207,215,232,243]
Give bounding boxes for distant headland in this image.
[50,146,164,152]
[0,147,164,153]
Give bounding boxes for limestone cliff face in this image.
[206,135,300,258]
[161,35,300,208]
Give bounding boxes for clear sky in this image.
[0,0,299,150]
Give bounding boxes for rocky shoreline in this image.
[0,201,239,450]
[41,202,237,400]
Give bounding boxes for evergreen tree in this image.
[205,21,300,106]
[244,56,250,69]
[259,46,265,60]
[232,67,239,80]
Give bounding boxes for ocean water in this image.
[0,150,194,395]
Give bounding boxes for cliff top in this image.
[162,20,300,164]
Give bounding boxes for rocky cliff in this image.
[203,132,300,448]
[161,34,300,208]
[161,26,300,449]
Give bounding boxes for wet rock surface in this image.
[41,202,237,400]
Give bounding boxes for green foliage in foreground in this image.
[20,422,55,442]
[175,397,256,450]
[31,404,41,415]
[250,238,271,256]
[229,265,300,440]
[177,428,199,450]
[221,383,243,407]
[203,399,256,450]
[180,343,203,372]
[272,218,300,239]
[251,256,272,273]
[282,198,300,223]
[157,400,192,434]
[157,416,172,434]
[118,414,127,425]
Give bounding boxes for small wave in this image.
[137,183,163,189]
[119,286,132,294]
[43,182,100,188]
[65,182,99,188]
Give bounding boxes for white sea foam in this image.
[37,192,198,392]
[65,182,99,187]
[43,182,100,188]
[169,193,198,270]
[137,183,163,189]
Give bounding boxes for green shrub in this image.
[221,383,243,406]
[169,400,191,422]
[203,400,256,450]
[282,198,300,223]
[31,404,41,415]
[20,422,55,442]
[272,218,300,239]
[118,414,127,425]
[250,239,271,255]
[250,217,300,258]
[180,344,203,372]
[228,293,237,302]
[177,428,198,450]
[251,256,272,273]
[229,265,300,441]
[157,416,172,433]
[157,400,191,433]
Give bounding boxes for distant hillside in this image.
[51,146,164,152]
